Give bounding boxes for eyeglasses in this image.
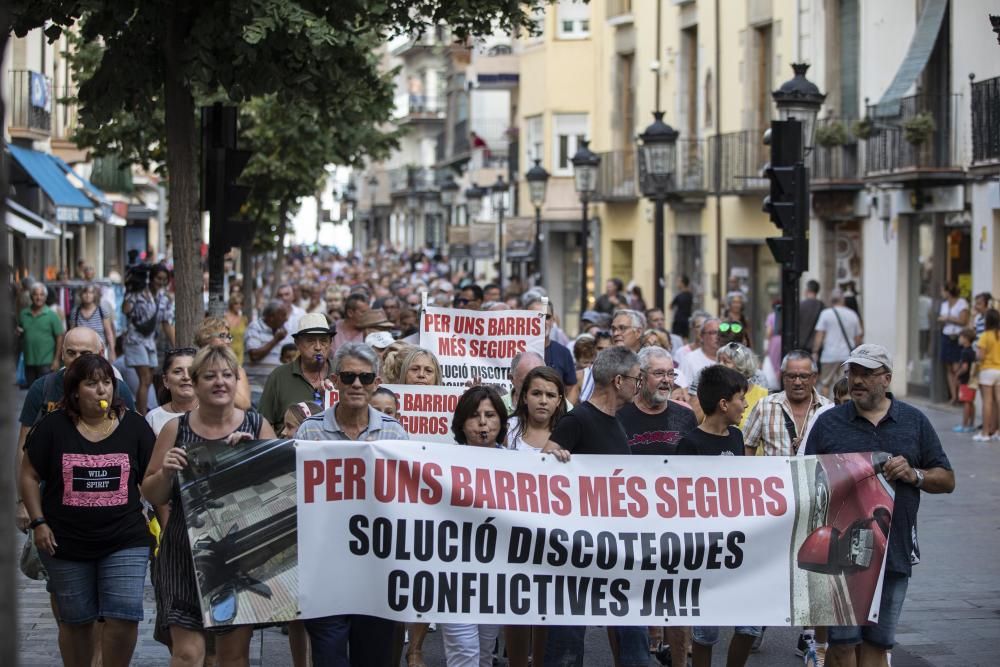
[338,371,377,386]
[610,325,638,334]
[210,332,234,342]
[783,373,815,382]
[719,322,744,334]
[846,367,890,381]
[645,370,677,380]
[620,374,643,387]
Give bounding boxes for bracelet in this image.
[28,517,46,530]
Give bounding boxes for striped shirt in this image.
[742,389,830,457]
[295,403,409,442]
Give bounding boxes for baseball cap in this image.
[841,344,892,372]
[293,313,333,337]
[365,331,394,349]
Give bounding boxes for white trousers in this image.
[440,623,501,667]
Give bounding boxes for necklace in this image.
[79,415,116,438]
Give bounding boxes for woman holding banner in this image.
[142,346,276,667]
[439,386,508,667]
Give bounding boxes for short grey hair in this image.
[30,283,48,296]
[510,350,545,377]
[591,346,640,386]
[333,342,381,376]
[637,346,674,371]
[521,293,552,313]
[780,349,818,373]
[718,342,759,379]
[612,309,646,329]
[689,309,711,328]
[261,300,286,319]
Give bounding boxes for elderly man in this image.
[331,293,370,354]
[524,295,577,397]
[541,346,647,667]
[295,342,406,666]
[678,317,721,389]
[805,344,954,667]
[16,327,137,530]
[276,282,306,336]
[18,283,64,387]
[244,300,290,382]
[258,313,334,435]
[610,309,646,353]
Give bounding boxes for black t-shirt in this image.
[617,401,698,455]
[25,409,155,561]
[545,340,578,387]
[958,346,977,384]
[670,291,694,337]
[676,425,745,457]
[550,401,630,455]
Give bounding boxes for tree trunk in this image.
[162,9,200,345]
[273,201,288,295]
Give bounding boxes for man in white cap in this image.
[365,331,395,360]
[805,344,955,667]
[258,312,334,435]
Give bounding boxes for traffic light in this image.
[201,104,252,249]
[763,119,809,274]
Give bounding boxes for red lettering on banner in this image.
[374,459,445,504]
[303,460,323,503]
[579,477,609,516]
[438,338,466,356]
[454,316,486,336]
[425,313,452,332]
[653,475,789,518]
[399,414,451,435]
[402,393,461,414]
[301,458,366,503]
[487,316,541,337]
[742,477,765,515]
[468,339,526,359]
[451,466,473,506]
[764,476,787,515]
[421,462,444,504]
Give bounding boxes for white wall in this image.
[970,181,1000,299]
[858,1,917,106]
[860,209,909,395]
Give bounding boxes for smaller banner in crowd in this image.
[419,305,546,393]
[448,226,471,259]
[381,384,467,442]
[469,223,497,259]
[504,217,535,258]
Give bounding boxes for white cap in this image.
[365,331,394,349]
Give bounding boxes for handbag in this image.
[832,307,856,351]
[958,384,976,403]
[19,532,48,581]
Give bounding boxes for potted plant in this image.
[852,117,875,140]
[815,121,850,148]
[903,112,935,146]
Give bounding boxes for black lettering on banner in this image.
[659,532,682,574]
[706,531,725,569]
[510,574,531,615]
[388,570,407,611]
[726,531,746,568]
[348,515,369,555]
[683,532,706,570]
[609,579,630,616]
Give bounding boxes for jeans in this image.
[545,626,649,667]
[692,626,763,646]
[303,614,397,666]
[40,546,149,624]
[828,572,909,649]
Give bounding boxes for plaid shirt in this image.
[295,403,409,442]
[742,389,830,457]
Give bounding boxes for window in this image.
[525,115,544,167]
[557,0,590,39]
[552,113,588,176]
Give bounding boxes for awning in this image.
[874,0,948,117]
[50,154,113,220]
[7,145,95,224]
[6,200,59,240]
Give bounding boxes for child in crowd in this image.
[955,328,978,433]
[370,387,400,419]
[676,364,759,667]
[280,343,300,365]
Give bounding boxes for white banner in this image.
[296,441,892,626]
[419,306,545,394]
[380,384,467,443]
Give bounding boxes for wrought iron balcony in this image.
[972,76,1000,166]
[596,149,640,201]
[706,129,768,194]
[863,94,963,179]
[676,139,707,193]
[388,166,438,195]
[8,70,51,136]
[809,118,863,190]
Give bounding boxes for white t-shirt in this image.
[678,348,715,389]
[815,306,863,363]
[505,416,544,452]
[145,406,184,435]
[939,298,969,336]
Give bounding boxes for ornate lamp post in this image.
[491,174,509,291]
[367,174,379,245]
[570,139,600,317]
[772,63,827,157]
[343,181,358,250]
[440,174,459,257]
[525,158,549,285]
[638,111,679,311]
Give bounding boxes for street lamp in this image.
[465,183,486,221]
[525,158,549,285]
[367,174,379,245]
[571,139,600,318]
[343,181,358,250]
[638,111,680,311]
[440,174,459,256]
[422,189,442,250]
[772,63,827,156]
[491,174,509,291]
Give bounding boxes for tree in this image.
[12,0,544,344]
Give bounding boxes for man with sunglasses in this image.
[805,344,954,667]
[295,342,407,665]
[678,318,722,390]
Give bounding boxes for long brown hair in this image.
[511,366,566,441]
[61,354,124,421]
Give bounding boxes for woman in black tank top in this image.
[142,346,275,666]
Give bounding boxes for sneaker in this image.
[963,425,978,433]
[795,630,815,657]
[952,424,967,432]
[972,432,992,442]
[803,640,827,666]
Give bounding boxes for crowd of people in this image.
[14,245,961,667]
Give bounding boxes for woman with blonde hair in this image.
[195,317,252,410]
[400,347,442,386]
[640,328,673,352]
[381,343,418,384]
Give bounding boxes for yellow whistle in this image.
[99,400,109,411]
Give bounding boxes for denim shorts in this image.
[40,546,149,624]
[124,339,158,368]
[828,572,909,649]
[692,625,762,646]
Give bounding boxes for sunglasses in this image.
[168,347,198,356]
[338,371,377,386]
[719,322,744,334]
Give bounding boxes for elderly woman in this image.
[195,317,252,410]
[142,346,275,667]
[71,284,116,361]
[20,354,155,666]
[717,342,768,429]
[440,386,507,667]
[18,282,64,387]
[401,347,442,386]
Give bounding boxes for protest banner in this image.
[504,217,535,259]
[178,438,299,628]
[448,226,471,259]
[381,384,468,442]
[324,389,340,409]
[469,223,496,259]
[297,441,894,627]
[419,305,545,393]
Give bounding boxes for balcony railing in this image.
[388,166,439,195]
[972,76,1000,165]
[864,94,962,176]
[676,139,707,193]
[401,95,446,119]
[809,118,862,184]
[52,86,80,140]
[8,70,51,135]
[607,0,634,19]
[707,129,768,194]
[596,149,640,201]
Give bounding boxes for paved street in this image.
[15,399,998,666]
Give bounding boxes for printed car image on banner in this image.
[178,438,299,628]
[419,305,545,393]
[296,441,895,627]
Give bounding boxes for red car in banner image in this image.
[797,452,894,624]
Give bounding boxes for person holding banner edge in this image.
[804,344,955,667]
[293,342,407,667]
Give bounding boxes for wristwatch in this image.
[28,517,46,530]
[913,468,925,489]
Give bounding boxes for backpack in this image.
[34,370,64,425]
[131,295,160,337]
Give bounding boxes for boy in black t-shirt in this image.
[956,328,977,432]
[676,364,761,667]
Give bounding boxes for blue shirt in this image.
[545,340,577,388]
[295,403,409,442]
[19,367,137,428]
[804,394,952,576]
